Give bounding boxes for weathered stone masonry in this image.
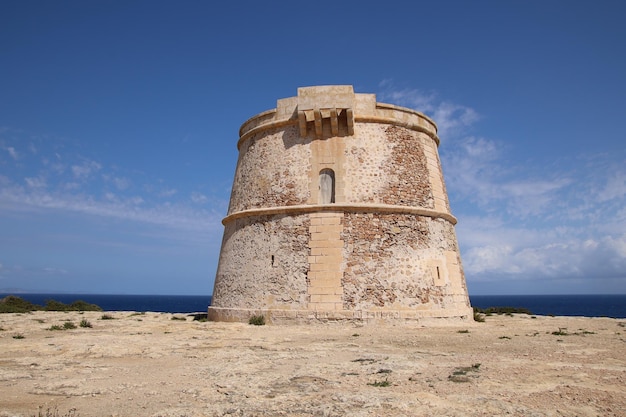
[209,85,472,324]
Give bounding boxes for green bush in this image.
[367,379,390,387]
[473,309,486,322]
[45,299,102,312]
[0,295,102,313]
[34,406,79,417]
[63,322,77,330]
[68,300,102,311]
[0,295,40,313]
[248,315,266,326]
[473,306,532,316]
[79,319,92,328]
[44,300,69,311]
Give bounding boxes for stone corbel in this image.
[297,107,355,138]
[296,86,356,138]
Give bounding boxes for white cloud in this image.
[113,176,130,190]
[377,81,479,138]
[597,172,626,202]
[464,232,626,283]
[25,176,47,189]
[0,180,222,233]
[191,192,208,204]
[158,188,177,198]
[43,267,67,275]
[451,142,626,287]
[63,182,81,190]
[443,136,577,218]
[71,160,101,180]
[104,192,117,201]
[7,146,18,160]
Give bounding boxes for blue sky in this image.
[1,1,624,295]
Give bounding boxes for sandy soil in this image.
[0,311,624,417]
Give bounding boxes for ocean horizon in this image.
[2,293,625,318]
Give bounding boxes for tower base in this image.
[208,306,474,325]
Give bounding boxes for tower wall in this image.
[209,86,472,324]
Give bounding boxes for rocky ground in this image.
[0,311,624,417]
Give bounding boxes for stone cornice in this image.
[222,203,457,225]
[237,114,439,150]
[236,90,440,150]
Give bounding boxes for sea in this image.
[1,293,625,318]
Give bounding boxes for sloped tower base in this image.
[209,86,472,324]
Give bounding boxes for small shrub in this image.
[352,358,377,364]
[79,319,92,328]
[0,326,5,331]
[448,363,481,382]
[248,315,265,326]
[457,329,469,334]
[1,295,102,314]
[171,316,186,321]
[191,313,208,322]
[473,310,485,322]
[63,322,77,330]
[100,314,115,320]
[552,328,569,336]
[367,378,390,387]
[34,406,79,417]
[68,300,102,311]
[473,306,532,316]
[499,336,511,339]
[13,333,25,339]
[44,300,69,311]
[47,325,63,331]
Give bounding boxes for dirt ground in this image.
[0,311,624,417]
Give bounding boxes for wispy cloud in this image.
[25,176,47,189]
[449,136,626,286]
[378,80,480,138]
[71,159,101,180]
[158,188,177,198]
[0,182,222,233]
[0,133,225,235]
[7,146,19,160]
[191,191,208,204]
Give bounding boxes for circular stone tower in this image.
[209,86,472,324]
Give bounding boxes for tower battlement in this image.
[209,86,472,324]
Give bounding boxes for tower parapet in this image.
[209,86,472,324]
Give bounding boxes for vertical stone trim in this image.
[308,136,346,204]
[423,138,449,213]
[307,212,344,311]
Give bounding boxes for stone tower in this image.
[208,86,472,324]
